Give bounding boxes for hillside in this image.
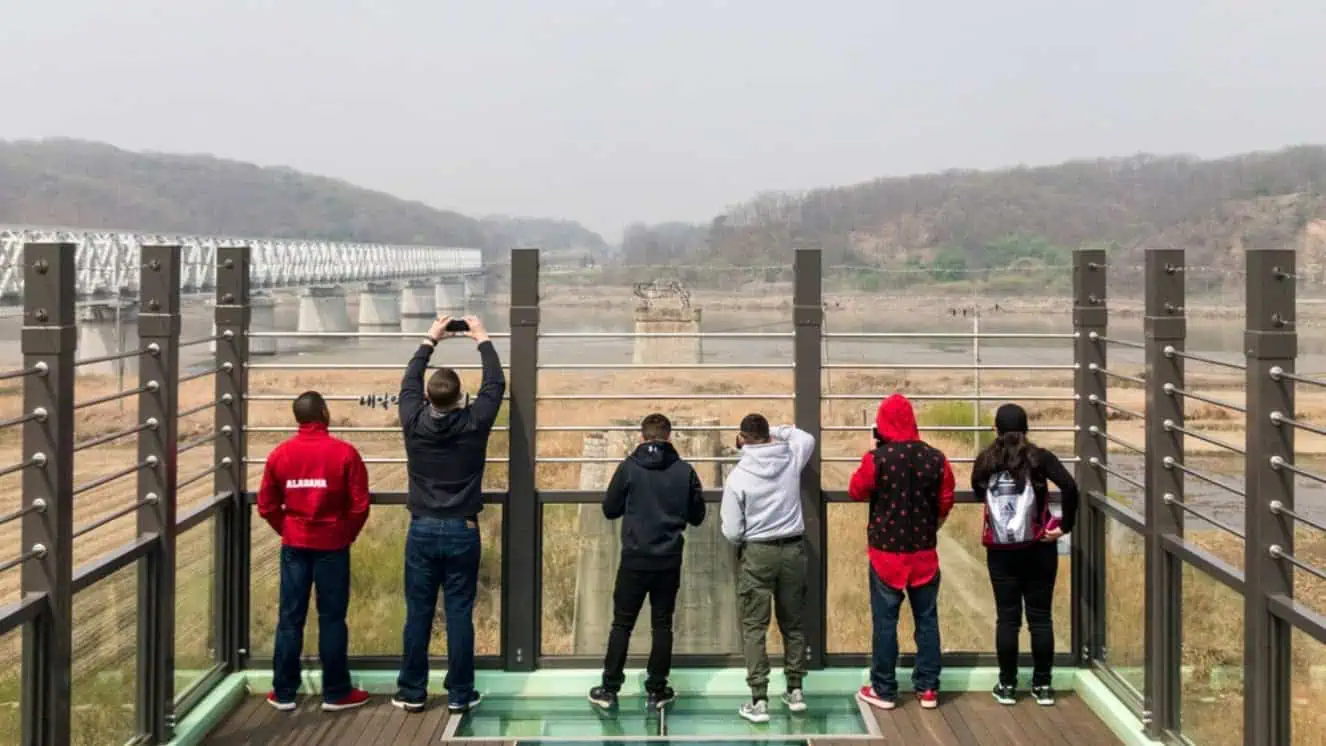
[619,146,1326,291]
[0,139,602,256]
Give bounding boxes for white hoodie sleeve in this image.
[720,480,746,544]
[773,425,816,471]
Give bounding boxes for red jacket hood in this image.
[875,394,920,442]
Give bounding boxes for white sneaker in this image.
[782,689,808,713]
[739,699,771,723]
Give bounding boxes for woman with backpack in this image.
[971,403,1079,707]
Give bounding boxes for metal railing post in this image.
[20,242,76,746]
[503,248,540,670]
[214,246,251,671]
[136,245,182,742]
[1072,249,1107,667]
[793,248,825,669]
[1144,248,1185,737]
[1245,248,1295,746]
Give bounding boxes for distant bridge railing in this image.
[0,227,484,304]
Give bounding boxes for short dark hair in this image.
[641,413,672,441]
[292,390,329,425]
[740,413,770,442]
[426,368,463,409]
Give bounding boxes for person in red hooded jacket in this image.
[257,391,372,713]
[848,393,955,712]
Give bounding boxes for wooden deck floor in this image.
[203,692,1121,745]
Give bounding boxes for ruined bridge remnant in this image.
[632,279,702,363]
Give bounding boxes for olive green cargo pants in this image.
[737,538,808,699]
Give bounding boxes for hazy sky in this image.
[3,0,1325,239]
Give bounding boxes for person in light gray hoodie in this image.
[720,413,815,723]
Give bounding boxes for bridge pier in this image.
[435,277,466,311]
[571,417,739,656]
[358,282,401,327]
[296,286,352,334]
[464,273,488,302]
[633,305,703,364]
[76,303,139,377]
[399,279,434,317]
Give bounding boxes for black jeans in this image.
[601,563,682,694]
[272,546,352,702]
[987,542,1058,687]
[396,516,481,707]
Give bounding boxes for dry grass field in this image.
[0,358,1324,745]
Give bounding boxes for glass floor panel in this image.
[663,696,867,737]
[454,696,866,739]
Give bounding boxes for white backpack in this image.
[985,471,1040,545]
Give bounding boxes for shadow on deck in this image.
[203,692,1122,746]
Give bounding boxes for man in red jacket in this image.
[257,390,372,712]
[848,393,955,712]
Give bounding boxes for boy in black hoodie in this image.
[589,413,706,710]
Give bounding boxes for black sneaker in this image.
[1031,685,1055,706]
[992,683,1017,706]
[647,687,676,709]
[391,694,426,713]
[588,687,618,709]
[447,691,483,713]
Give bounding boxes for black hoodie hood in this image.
[629,440,681,470]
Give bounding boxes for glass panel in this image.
[542,504,747,656]
[71,562,139,746]
[1179,561,1243,746]
[664,695,867,736]
[455,695,861,738]
[456,696,659,738]
[175,517,216,700]
[826,504,1072,654]
[1103,512,1145,695]
[0,625,20,746]
[1292,627,1326,745]
[250,505,502,658]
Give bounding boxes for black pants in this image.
[987,543,1058,687]
[601,563,682,693]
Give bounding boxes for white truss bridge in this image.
[0,226,485,305]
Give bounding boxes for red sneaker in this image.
[266,691,296,711]
[855,685,896,711]
[917,690,939,709]
[322,688,371,712]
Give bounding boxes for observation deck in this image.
[0,243,1315,746]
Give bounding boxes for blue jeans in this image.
[395,516,481,706]
[869,567,941,698]
[272,546,352,702]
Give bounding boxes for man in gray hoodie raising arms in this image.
[720,413,816,723]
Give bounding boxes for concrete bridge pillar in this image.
[571,417,740,656]
[633,306,703,364]
[77,303,140,377]
[464,273,488,303]
[400,280,436,318]
[209,292,277,356]
[435,277,466,311]
[358,282,401,327]
[296,286,352,334]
